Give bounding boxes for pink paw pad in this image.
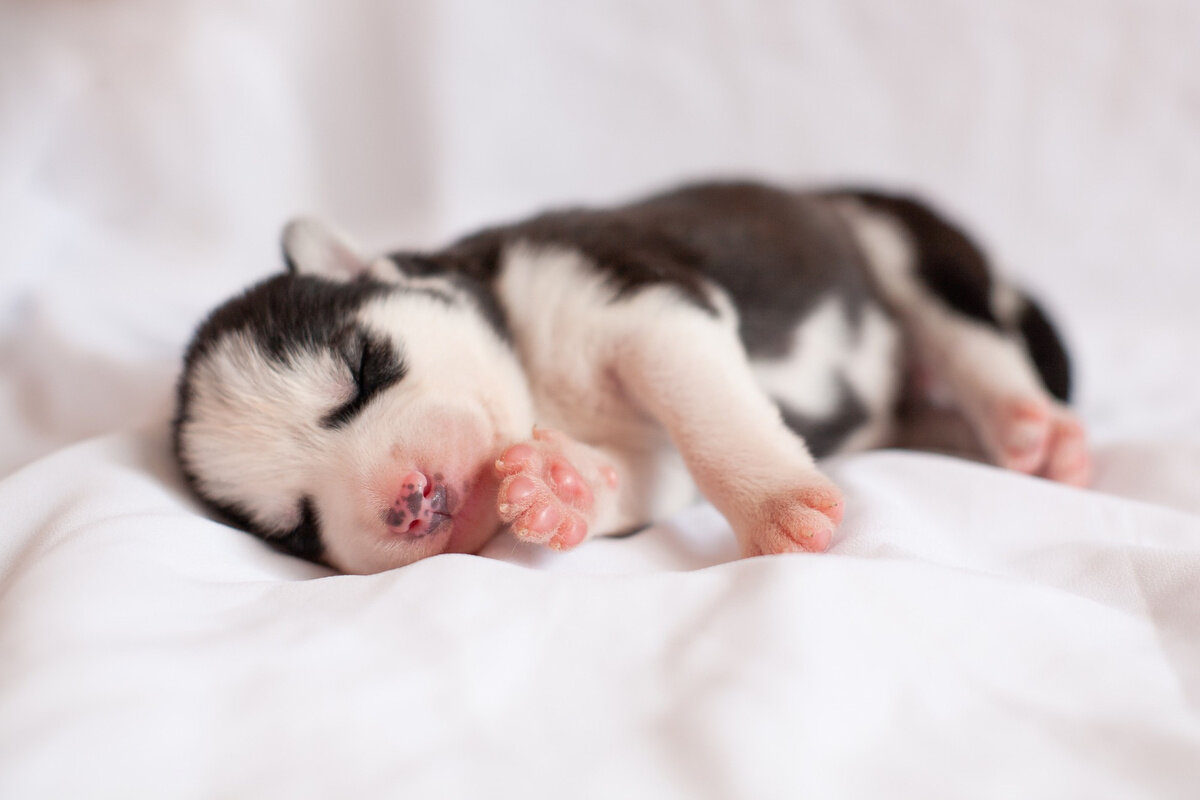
[494,432,612,551]
[502,474,538,505]
[549,461,593,506]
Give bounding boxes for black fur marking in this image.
[446,214,718,314]
[619,182,875,356]
[171,390,328,561]
[321,328,407,429]
[385,251,512,340]
[778,376,871,458]
[272,496,326,562]
[170,476,327,564]
[436,181,878,357]
[1018,296,1072,402]
[844,190,1001,329]
[181,274,393,370]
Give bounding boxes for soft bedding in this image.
[2,2,1199,798]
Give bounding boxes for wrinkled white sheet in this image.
[2,1,1199,798]
[2,433,1199,798]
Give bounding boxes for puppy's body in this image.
[174,181,1088,573]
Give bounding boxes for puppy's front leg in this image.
[614,300,844,557]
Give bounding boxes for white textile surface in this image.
[2,2,1199,798]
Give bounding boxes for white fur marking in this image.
[750,298,901,453]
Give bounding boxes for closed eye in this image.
[321,328,407,429]
[344,332,370,392]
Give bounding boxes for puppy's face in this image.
[174,221,532,573]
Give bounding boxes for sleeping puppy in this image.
[172,180,1090,574]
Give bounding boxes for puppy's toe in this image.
[738,478,843,557]
[1041,412,1091,487]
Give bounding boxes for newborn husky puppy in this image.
[173,181,1089,574]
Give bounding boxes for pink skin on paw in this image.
[495,444,537,475]
[984,398,1092,488]
[549,460,593,506]
[551,515,589,551]
[992,398,1053,474]
[1041,414,1091,487]
[741,480,844,558]
[502,475,538,505]
[800,483,844,527]
[525,503,561,534]
[494,430,615,551]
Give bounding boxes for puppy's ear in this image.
[281,217,369,280]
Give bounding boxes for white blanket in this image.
[2,2,1199,798]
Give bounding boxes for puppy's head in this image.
[173,220,531,573]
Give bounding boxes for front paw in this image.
[494,428,617,551]
[737,478,844,557]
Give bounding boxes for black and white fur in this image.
[173,181,1088,574]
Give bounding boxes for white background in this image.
[2,0,1198,475]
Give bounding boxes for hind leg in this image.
[840,195,1091,486]
[906,309,1091,485]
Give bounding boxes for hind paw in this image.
[1040,411,1090,486]
[986,398,1090,487]
[990,398,1054,473]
